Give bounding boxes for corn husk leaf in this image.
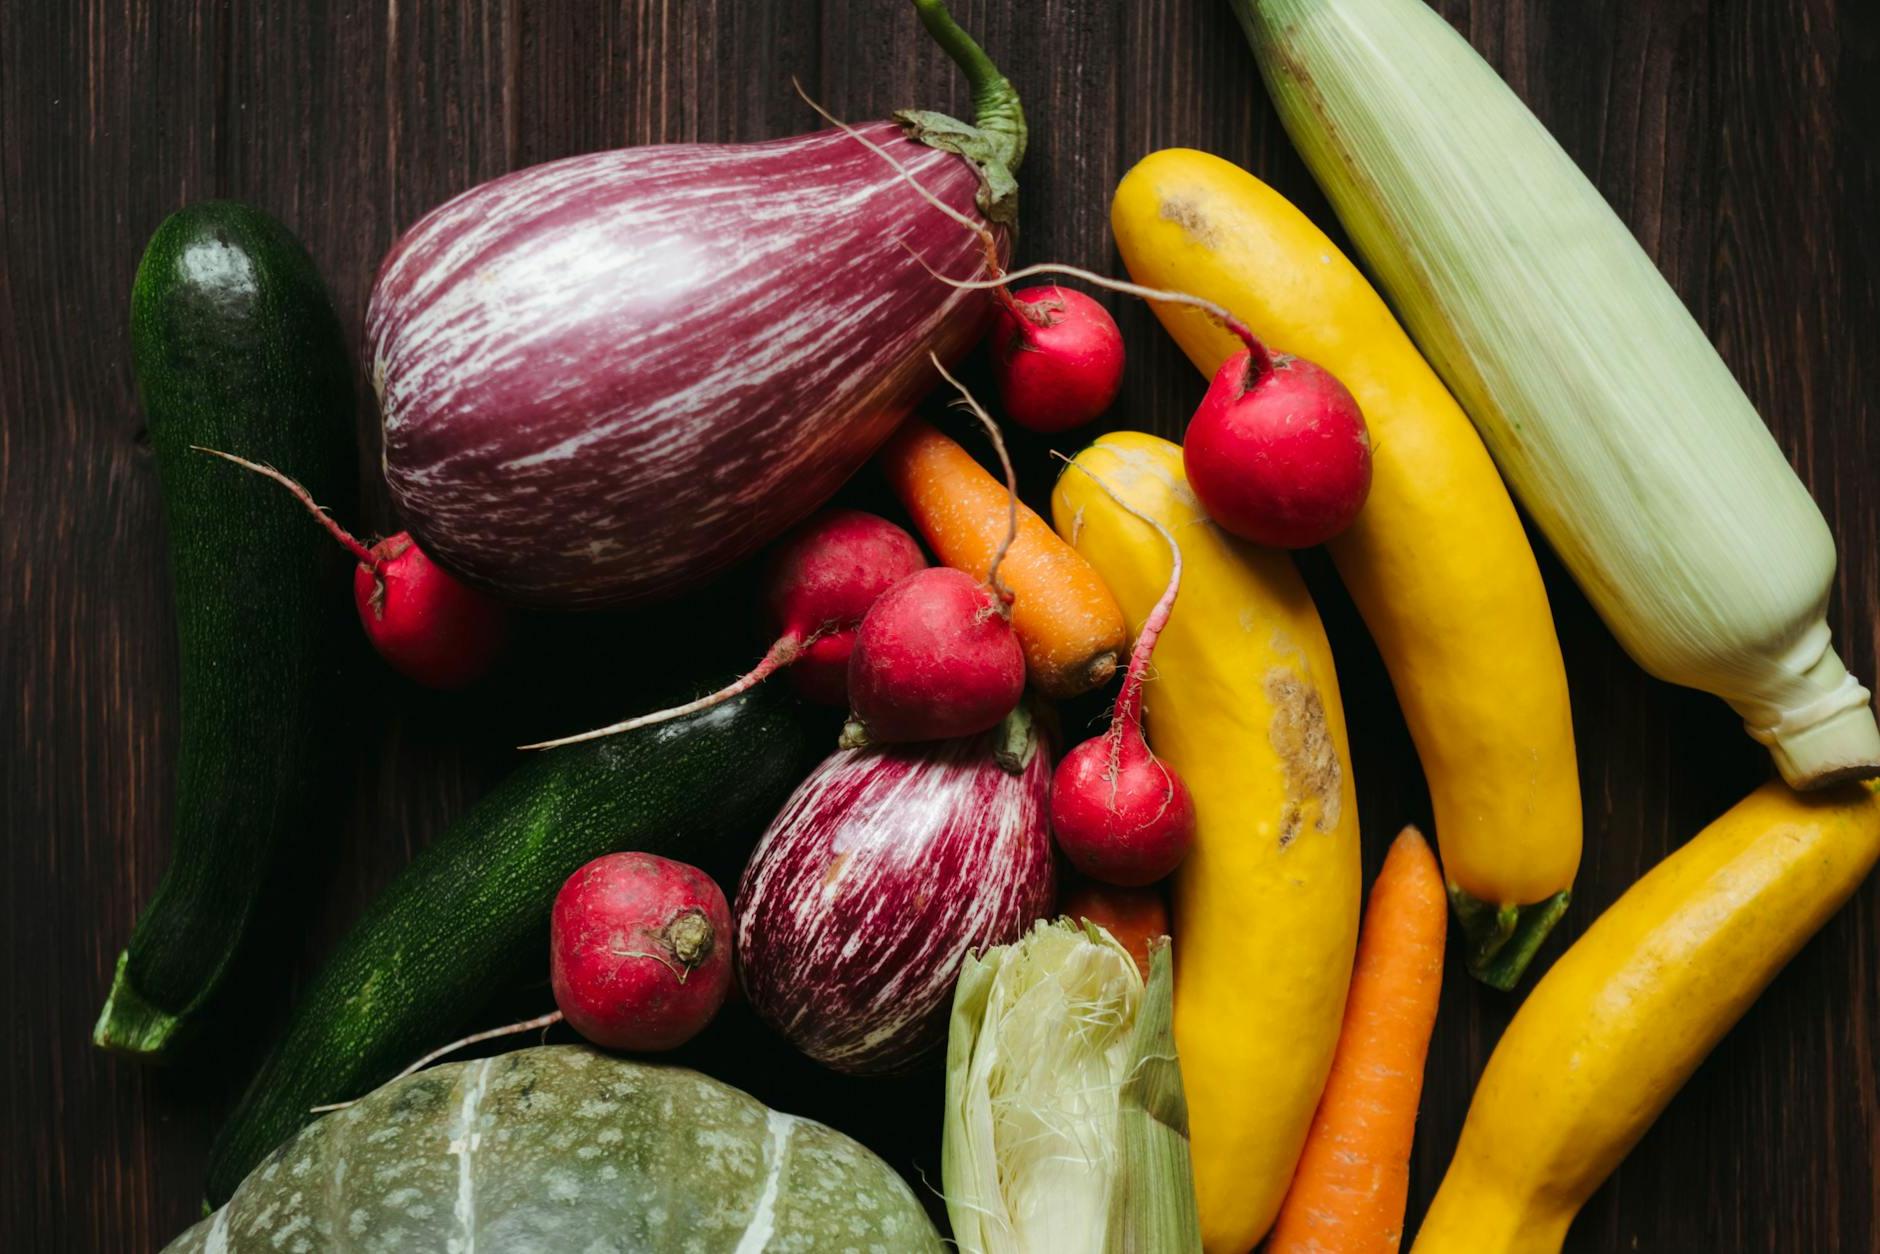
[1235,0,1880,787]
[1107,937,1200,1253]
[942,919,1200,1254]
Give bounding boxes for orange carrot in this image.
[1269,825,1447,1254]
[880,418,1128,697]
[1059,875,1170,978]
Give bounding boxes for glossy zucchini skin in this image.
[205,683,814,1206]
[96,202,358,1061]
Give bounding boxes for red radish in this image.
[1184,346,1372,548]
[336,851,736,1093]
[990,285,1125,433]
[845,567,1026,743]
[550,852,733,1052]
[911,260,1373,547]
[197,448,508,689]
[1049,461,1196,885]
[791,634,868,707]
[352,532,511,690]
[1053,731,1195,884]
[522,508,924,749]
[843,358,1026,745]
[763,509,927,705]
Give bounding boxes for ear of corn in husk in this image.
[1236,0,1879,787]
[942,919,1202,1254]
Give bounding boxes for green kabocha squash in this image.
[169,1046,943,1253]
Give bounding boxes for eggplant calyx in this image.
[895,111,1020,231]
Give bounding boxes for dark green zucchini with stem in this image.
[96,203,358,1061]
[205,682,815,1207]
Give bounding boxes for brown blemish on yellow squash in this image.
[1159,194,1219,248]
[1266,669,1342,847]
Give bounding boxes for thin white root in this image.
[791,79,994,250]
[1052,450,1184,729]
[192,445,379,568]
[913,260,1265,359]
[929,353,1019,602]
[308,1010,565,1114]
[518,633,807,751]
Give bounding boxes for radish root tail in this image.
[1053,451,1184,734]
[308,1010,565,1113]
[193,446,379,568]
[910,257,1272,373]
[796,78,1024,320]
[929,353,1019,608]
[518,630,822,751]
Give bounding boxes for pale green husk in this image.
[942,919,1201,1254]
[1237,0,1880,788]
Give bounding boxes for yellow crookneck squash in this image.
[1112,148,1580,988]
[1414,779,1880,1253]
[1052,432,1361,1253]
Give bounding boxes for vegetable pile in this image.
[101,1,1880,1251]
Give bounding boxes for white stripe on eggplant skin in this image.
[368,122,1004,608]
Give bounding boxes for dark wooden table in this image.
[6,1,1878,1250]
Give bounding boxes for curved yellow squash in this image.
[1112,148,1580,987]
[1052,432,1361,1252]
[1414,780,1880,1253]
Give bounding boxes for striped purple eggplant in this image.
[365,0,1025,607]
[734,706,1055,1075]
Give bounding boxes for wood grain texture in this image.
[2,0,1875,1249]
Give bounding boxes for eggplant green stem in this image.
[1449,886,1572,991]
[912,0,1026,170]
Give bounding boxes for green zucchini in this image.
[205,683,814,1206]
[96,203,358,1061]
[175,1046,943,1252]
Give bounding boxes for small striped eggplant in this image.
[735,705,1056,1075]
[366,0,1025,607]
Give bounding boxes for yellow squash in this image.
[1052,432,1361,1253]
[1414,779,1880,1253]
[1112,149,1580,987]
